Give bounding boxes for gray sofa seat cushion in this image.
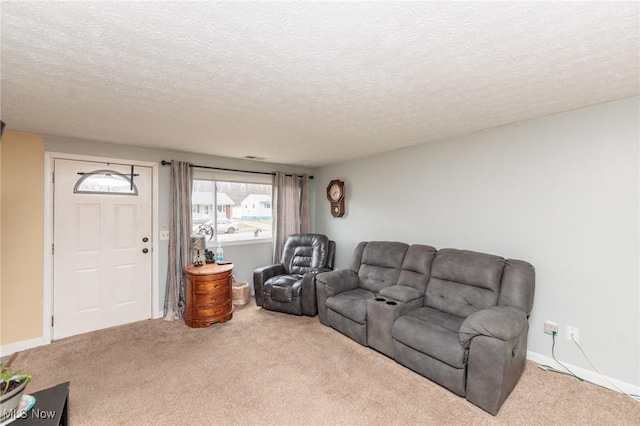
[378,285,423,303]
[426,249,506,318]
[264,274,303,302]
[392,307,466,368]
[326,288,376,324]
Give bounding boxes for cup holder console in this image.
[367,296,407,357]
[374,297,398,306]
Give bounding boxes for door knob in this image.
[142,248,149,253]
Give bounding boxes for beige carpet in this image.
[14,299,639,425]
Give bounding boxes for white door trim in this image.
[43,152,161,345]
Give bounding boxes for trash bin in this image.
[232,281,250,305]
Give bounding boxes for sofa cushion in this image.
[426,249,506,318]
[358,242,409,293]
[499,259,536,315]
[392,307,467,368]
[379,285,423,303]
[326,288,376,324]
[396,244,437,292]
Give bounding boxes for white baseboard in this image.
[0,337,47,358]
[527,351,639,396]
[2,311,165,357]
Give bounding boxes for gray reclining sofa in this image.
[315,241,535,415]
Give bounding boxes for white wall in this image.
[313,97,639,388]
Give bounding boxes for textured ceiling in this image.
[1,2,638,167]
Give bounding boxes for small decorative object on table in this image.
[215,243,224,262]
[191,235,206,266]
[204,248,215,264]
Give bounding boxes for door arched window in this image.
[73,170,138,195]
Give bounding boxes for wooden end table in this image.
[183,262,234,328]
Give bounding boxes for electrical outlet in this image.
[544,321,558,335]
[160,230,170,240]
[566,326,579,343]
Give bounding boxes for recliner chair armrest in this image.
[299,271,325,316]
[253,264,286,306]
[316,269,359,296]
[459,306,528,348]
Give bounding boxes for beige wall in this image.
[1,132,45,345]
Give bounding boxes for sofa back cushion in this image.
[357,241,409,293]
[425,248,505,318]
[499,259,536,315]
[397,244,437,292]
[282,233,330,275]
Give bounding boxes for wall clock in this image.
[326,180,345,218]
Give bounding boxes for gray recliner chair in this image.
[254,233,335,316]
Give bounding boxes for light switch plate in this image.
[160,230,170,240]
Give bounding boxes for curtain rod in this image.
[160,160,313,179]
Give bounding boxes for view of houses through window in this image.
[192,179,272,244]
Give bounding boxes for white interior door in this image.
[53,158,152,339]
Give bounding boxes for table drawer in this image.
[195,300,233,317]
[195,291,231,307]
[193,280,230,294]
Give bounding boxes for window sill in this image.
[205,238,272,248]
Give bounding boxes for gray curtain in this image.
[272,172,310,263]
[164,161,192,320]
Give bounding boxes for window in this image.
[191,173,272,245]
[74,170,138,195]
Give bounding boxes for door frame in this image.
[43,152,161,344]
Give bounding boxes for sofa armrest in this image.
[253,264,286,306]
[460,306,530,415]
[315,269,359,325]
[316,269,359,296]
[459,306,527,348]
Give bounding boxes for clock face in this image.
[329,183,342,201]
